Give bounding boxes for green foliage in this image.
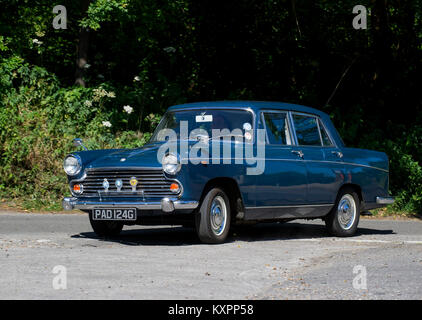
[80,0,130,30]
[0,57,155,210]
[0,1,421,213]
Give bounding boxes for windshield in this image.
[150,109,254,142]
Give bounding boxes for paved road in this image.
[0,212,421,299]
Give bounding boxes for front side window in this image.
[262,112,292,145]
[292,114,321,146]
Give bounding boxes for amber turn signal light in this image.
[73,184,83,194]
[170,183,180,193]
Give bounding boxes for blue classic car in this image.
[62,101,394,243]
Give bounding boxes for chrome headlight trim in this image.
[162,153,181,175]
[63,154,82,176]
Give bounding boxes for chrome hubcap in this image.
[337,194,356,230]
[210,196,227,236]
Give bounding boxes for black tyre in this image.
[195,188,231,244]
[89,213,123,237]
[325,187,360,237]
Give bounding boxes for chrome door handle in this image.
[292,150,304,158]
[331,151,343,158]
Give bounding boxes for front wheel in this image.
[325,188,360,237]
[89,213,124,237]
[195,188,231,244]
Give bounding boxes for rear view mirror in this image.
[73,138,88,150]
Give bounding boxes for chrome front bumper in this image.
[62,197,198,213]
[376,196,395,205]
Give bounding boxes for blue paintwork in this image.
[67,101,391,219]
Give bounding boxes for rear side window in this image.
[318,119,334,147]
[292,114,321,146]
[262,112,292,145]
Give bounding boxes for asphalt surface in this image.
[0,211,421,300]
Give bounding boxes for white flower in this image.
[84,100,92,107]
[84,63,91,69]
[163,46,176,53]
[102,121,112,128]
[32,39,43,45]
[133,76,140,82]
[93,88,116,101]
[123,105,133,114]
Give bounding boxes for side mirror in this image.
[73,138,88,150]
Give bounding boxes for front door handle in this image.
[292,150,304,158]
[331,151,343,158]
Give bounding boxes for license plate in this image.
[92,208,137,221]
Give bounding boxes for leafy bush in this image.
[0,56,421,215]
[383,139,422,214]
[0,57,157,210]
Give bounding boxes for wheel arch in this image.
[337,183,364,211]
[199,177,244,220]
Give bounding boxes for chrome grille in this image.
[73,168,179,198]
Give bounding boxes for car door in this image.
[251,110,308,219]
[317,117,345,204]
[290,113,342,207]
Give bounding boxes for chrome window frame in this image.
[289,111,338,148]
[317,118,335,147]
[260,109,294,146]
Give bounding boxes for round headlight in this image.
[64,155,82,176]
[162,153,181,175]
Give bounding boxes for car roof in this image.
[168,100,328,118]
[168,100,344,147]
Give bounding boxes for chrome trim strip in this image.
[341,161,389,173]
[180,157,389,172]
[62,197,198,211]
[376,196,395,205]
[245,203,334,210]
[288,111,298,146]
[86,166,162,171]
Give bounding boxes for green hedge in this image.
[0,57,421,214]
[0,57,156,210]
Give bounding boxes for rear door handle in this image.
[292,150,304,158]
[331,151,343,158]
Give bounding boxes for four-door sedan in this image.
[62,101,394,243]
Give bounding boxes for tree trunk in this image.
[75,0,91,87]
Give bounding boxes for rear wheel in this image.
[325,188,360,237]
[195,188,231,244]
[89,213,123,237]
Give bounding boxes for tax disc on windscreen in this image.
[243,122,252,131]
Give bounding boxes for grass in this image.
[369,207,421,220]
